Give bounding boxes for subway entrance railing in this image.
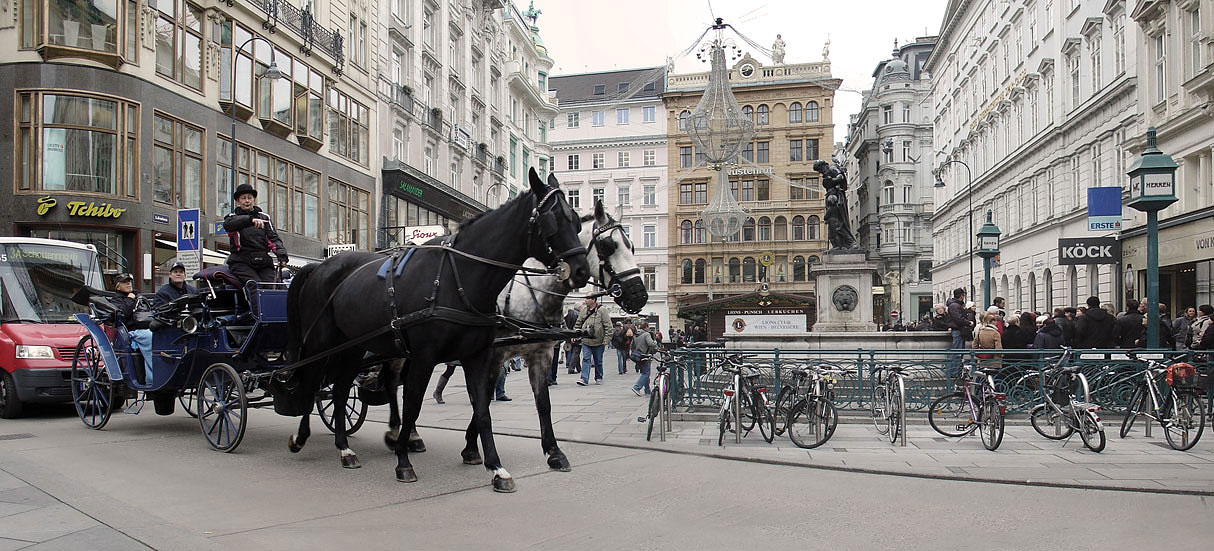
[665,345,1211,414]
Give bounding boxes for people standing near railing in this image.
[630,321,660,396]
[1032,316,1065,350]
[1191,305,1214,350]
[973,311,1003,368]
[1173,307,1197,350]
[1139,304,1175,349]
[1116,299,1144,348]
[945,288,972,378]
[1074,296,1117,349]
[1001,314,1031,361]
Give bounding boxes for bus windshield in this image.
[0,242,102,323]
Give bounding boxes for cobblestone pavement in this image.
[412,360,1214,495]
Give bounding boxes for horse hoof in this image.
[407,438,427,453]
[341,454,361,469]
[288,436,303,453]
[492,475,516,493]
[461,451,483,465]
[384,431,398,449]
[395,467,418,483]
[547,453,571,472]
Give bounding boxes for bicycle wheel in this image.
[1078,410,1106,453]
[774,385,796,436]
[887,377,904,444]
[979,398,1005,451]
[1029,403,1074,440]
[1162,392,1206,451]
[756,391,776,444]
[928,392,975,437]
[646,389,661,442]
[737,385,757,432]
[1119,385,1146,438]
[787,398,838,449]
[870,381,890,435]
[717,398,731,446]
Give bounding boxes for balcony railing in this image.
[250,0,344,72]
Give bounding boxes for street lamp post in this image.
[935,160,974,301]
[1125,127,1178,349]
[228,37,285,201]
[976,210,1001,309]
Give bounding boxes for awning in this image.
[155,239,229,265]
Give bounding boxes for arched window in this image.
[1014,275,1023,309]
[882,180,894,206]
[741,105,753,121]
[757,216,772,241]
[792,256,806,282]
[1043,269,1053,312]
[694,219,705,243]
[1028,272,1037,311]
[679,220,693,244]
[742,217,756,241]
[1067,266,1079,308]
[807,215,820,240]
[678,110,690,131]
[756,104,769,125]
[680,259,692,284]
[694,258,705,284]
[806,101,819,122]
[789,102,802,123]
[728,258,741,283]
[1000,275,1009,302]
[792,215,805,240]
[1087,265,1100,300]
[774,215,788,240]
[743,257,757,282]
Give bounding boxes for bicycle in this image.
[1118,357,1206,451]
[871,364,910,445]
[928,362,1007,451]
[643,351,675,442]
[774,363,811,437]
[716,355,776,445]
[1017,348,1105,452]
[785,365,853,449]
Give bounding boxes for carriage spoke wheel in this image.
[70,335,114,429]
[198,363,247,452]
[316,384,369,436]
[178,387,199,418]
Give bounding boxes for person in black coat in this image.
[1032,317,1065,350]
[154,262,197,306]
[1115,299,1144,348]
[223,183,288,285]
[1074,296,1118,349]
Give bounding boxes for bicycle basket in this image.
[1165,363,1198,390]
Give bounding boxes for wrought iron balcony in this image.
[249,0,344,72]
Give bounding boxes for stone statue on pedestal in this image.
[772,34,786,64]
[813,159,858,250]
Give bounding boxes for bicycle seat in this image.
[741,371,762,380]
[976,367,1001,376]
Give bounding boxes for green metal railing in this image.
[666,347,1212,414]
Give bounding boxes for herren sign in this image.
[1058,237,1120,265]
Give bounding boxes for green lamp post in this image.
[1126,127,1178,349]
[976,209,1001,309]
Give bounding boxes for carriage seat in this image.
[192,265,249,319]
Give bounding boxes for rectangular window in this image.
[592,111,605,126]
[1068,54,1080,107]
[593,84,605,95]
[423,8,434,48]
[882,105,892,124]
[220,143,319,238]
[643,225,656,248]
[642,266,657,292]
[328,180,371,250]
[902,105,911,122]
[618,151,630,167]
[642,106,656,122]
[741,142,754,163]
[152,113,204,210]
[567,112,579,127]
[756,141,770,163]
[790,178,804,200]
[568,154,580,170]
[806,139,819,160]
[1191,9,1203,78]
[739,180,754,201]
[643,184,656,205]
[901,140,911,162]
[679,146,692,168]
[1154,33,1167,103]
[644,149,656,166]
[679,183,693,205]
[17,92,139,198]
[567,189,580,209]
[789,139,802,162]
[618,186,630,206]
[616,108,629,124]
[694,182,707,204]
[756,179,769,201]
[593,153,605,169]
[592,188,605,205]
[1090,37,1102,91]
[327,89,369,165]
[1113,15,1126,75]
[155,1,204,90]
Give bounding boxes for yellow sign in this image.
[758,251,774,267]
[36,196,57,215]
[62,200,126,219]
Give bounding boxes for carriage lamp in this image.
[15,345,55,359]
[976,210,1001,309]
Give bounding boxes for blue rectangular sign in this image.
[214,221,226,236]
[153,213,170,225]
[177,209,201,275]
[1087,187,1122,231]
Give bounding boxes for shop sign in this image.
[153,213,170,225]
[38,198,127,219]
[1058,237,1120,265]
[1086,187,1122,231]
[404,225,445,244]
[36,196,56,215]
[726,166,774,176]
[724,308,807,334]
[398,182,424,198]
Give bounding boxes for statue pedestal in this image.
[809,251,879,332]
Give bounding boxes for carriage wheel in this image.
[197,363,247,452]
[178,387,199,418]
[316,384,369,436]
[70,335,115,429]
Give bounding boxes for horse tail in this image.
[286,262,319,362]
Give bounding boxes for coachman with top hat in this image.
[223,183,288,285]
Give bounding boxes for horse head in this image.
[526,168,590,290]
[585,198,648,314]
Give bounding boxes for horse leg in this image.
[527,348,569,472]
[394,362,434,483]
[288,413,311,453]
[331,371,360,469]
[384,377,401,450]
[461,415,482,465]
[464,353,515,493]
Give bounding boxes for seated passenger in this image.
[223,183,289,286]
[115,274,154,386]
[155,262,197,306]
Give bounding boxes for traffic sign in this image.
[177,209,201,275]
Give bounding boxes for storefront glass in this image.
[17,92,138,197]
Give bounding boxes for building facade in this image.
[548,67,670,329]
[374,0,558,248]
[927,0,1139,314]
[846,37,938,324]
[1123,0,1214,311]
[663,52,839,337]
[3,0,378,286]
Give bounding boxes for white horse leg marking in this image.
[341,448,357,458]
[493,467,512,480]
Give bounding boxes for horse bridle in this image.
[527,187,586,282]
[589,218,639,297]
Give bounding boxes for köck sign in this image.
[1058,237,1120,265]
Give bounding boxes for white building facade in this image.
[548,68,672,330]
[846,37,938,324]
[928,0,1140,314]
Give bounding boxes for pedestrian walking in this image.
[563,307,580,374]
[433,362,459,404]
[630,321,660,396]
[575,296,611,385]
[611,319,635,375]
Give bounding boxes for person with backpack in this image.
[611,319,635,375]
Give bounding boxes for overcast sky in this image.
[539,0,948,142]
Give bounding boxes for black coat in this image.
[1001,325,1031,350]
[1032,323,1065,350]
[155,281,197,306]
[223,206,287,265]
[1074,308,1117,349]
[945,298,969,331]
[1053,315,1076,346]
[1115,312,1144,348]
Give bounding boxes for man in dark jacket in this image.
[563,307,580,374]
[1052,308,1076,347]
[945,288,971,377]
[154,262,197,306]
[1116,299,1144,348]
[1032,317,1065,349]
[1074,296,1118,349]
[224,183,288,285]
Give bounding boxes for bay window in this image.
[21,0,139,64]
[16,91,139,198]
[152,113,204,209]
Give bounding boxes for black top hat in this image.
[232,183,257,201]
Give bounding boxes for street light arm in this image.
[936,158,975,302]
[228,35,282,210]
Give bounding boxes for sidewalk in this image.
[406,361,1214,495]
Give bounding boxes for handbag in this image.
[629,349,644,363]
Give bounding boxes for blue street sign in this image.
[177,209,201,275]
[1087,187,1122,231]
[214,221,226,236]
[153,213,170,225]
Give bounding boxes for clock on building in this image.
[739,63,755,78]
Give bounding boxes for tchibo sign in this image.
[1058,237,1120,265]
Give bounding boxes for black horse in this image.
[282,169,589,491]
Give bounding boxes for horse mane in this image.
[458,191,534,231]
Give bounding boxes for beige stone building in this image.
[662,54,840,336]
